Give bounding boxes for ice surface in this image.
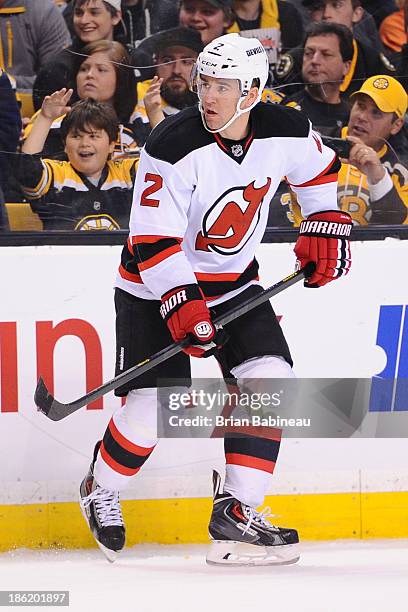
[1,540,407,611]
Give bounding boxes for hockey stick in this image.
[34,262,315,421]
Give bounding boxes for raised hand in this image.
[144,76,165,128]
[41,87,73,121]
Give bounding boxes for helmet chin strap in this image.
[199,94,256,135]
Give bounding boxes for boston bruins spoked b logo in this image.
[195,178,271,255]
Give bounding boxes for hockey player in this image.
[80,33,352,565]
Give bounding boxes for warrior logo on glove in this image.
[294,210,352,288]
[194,322,214,340]
[160,284,223,358]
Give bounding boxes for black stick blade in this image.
[34,377,55,415]
[34,377,74,422]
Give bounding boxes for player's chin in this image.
[204,113,221,130]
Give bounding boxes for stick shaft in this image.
[35,265,312,419]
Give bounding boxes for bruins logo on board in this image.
[373,77,389,90]
[75,214,120,231]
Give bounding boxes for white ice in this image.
[1,540,408,611]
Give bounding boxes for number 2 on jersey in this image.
[141,173,163,207]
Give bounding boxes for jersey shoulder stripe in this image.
[145,105,213,164]
[252,102,310,139]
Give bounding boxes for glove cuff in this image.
[299,210,352,237]
[160,284,204,321]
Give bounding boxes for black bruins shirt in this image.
[268,127,408,227]
[15,155,139,230]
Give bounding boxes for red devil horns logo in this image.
[195,178,271,255]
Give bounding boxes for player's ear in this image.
[240,86,259,110]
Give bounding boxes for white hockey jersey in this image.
[116,103,340,304]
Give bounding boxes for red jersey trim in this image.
[138,244,182,272]
[118,264,142,284]
[289,155,338,188]
[131,235,182,245]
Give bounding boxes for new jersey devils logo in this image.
[195,178,271,255]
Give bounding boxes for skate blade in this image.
[206,540,300,566]
[96,541,120,563]
[79,496,121,564]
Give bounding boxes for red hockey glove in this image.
[160,284,219,357]
[294,210,352,288]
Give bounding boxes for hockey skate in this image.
[206,470,300,566]
[79,442,125,563]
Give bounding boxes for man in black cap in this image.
[130,27,203,143]
[274,0,397,98]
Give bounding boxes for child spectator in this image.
[15,94,138,231]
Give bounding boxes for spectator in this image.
[272,75,408,226]
[131,0,234,84]
[117,0,179,47]
[26,40,138,158]
[131,27,202,142]
[33,0,123,110]
[179,0,235,45]
[289,0,387,51]
[16,94,138,230]
[283,22,353,134]
[0,68,22,230]
[63,0,179,47]
[0,0,71,117]
[337,75,408,224]
[275,0,397,97]
[228,0,304,68]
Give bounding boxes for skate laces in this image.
[242,505,277,535]
[82,486,124,528]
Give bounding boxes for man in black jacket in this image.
[284,22,353,134]
[274,0,397,97]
